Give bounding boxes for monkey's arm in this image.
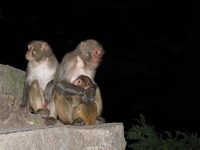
[54,81,84,96]
[54,81,96,102]
[44,80,54,104]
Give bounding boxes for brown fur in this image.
[45,39,104,126]
[54,75,101,125]
[22,40,58,118]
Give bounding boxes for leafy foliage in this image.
[126,115,200,150]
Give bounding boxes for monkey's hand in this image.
[81,86,96,102]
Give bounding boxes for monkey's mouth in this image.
[25,56,35,61]
[89,59,99,67]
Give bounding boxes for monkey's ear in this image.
[41,42,48,51]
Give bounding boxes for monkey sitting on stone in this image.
[21,40,58,118]
[45,39,105,126]
[55,75,105,125]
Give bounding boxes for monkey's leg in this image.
[86,103,98,125]
[29,80,49,118]
[72,103,98,125]
[55,95,73,125]
[95,116,106,124]
[92,87,105,124]
[45,96,57,126]
[44,80,54,104]
[21,82,31,108]
[94,87,103,116]
[72,104,86,125]
[45,91,73,125]
[19,83,31,113]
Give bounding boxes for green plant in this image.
[126,114,200,150]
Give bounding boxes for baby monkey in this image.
[55,75,105,125]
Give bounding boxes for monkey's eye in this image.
[77,80,81,85]
[85,52,91,60]
[32,50,37,54]
[85,52,90,56]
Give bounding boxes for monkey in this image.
[72,75,105,125]
[55,75,105,125]
[21,40,59,118]
[45,39,104,125]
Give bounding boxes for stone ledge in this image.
[0,123,126,150]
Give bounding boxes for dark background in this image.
[0,0,196,134]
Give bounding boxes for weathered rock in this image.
[0,64,61,129]
[0,92,46,129]
[0,64,25,105]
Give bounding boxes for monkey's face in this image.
[73,75,94,89]
[89,47,104,67]
[79,40,104,68]
[25,41,52,62]
[73,78,83,87]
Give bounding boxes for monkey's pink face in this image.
[89,48,104,67]
[73,77,92,89]
[73,78,82,86]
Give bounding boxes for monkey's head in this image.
[25,40,53,62]
[73,75,94,89]
[77,39,104,68]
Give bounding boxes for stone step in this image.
[0,123,126,150]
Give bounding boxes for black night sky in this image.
[0,0,196,134]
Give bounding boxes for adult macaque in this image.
[55,75,105,125]
[45,39,104,125]
[21,40,58,118]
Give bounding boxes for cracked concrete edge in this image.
[0,123,127,150]
[0,123,123,134]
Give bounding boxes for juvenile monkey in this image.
[45,39,104,125]
[55,75,105,125]
[21,40,58,118]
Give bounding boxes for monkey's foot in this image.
[95,116,106,124]
[36,109,49,119]
[44,117,57,126]
[72,117,85,126]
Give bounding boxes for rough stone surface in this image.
[0,64,25,105]
[0,64,127,150]
[0,123,126,150]
[0,64,51,129]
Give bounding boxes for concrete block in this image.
[0,123,126,150]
